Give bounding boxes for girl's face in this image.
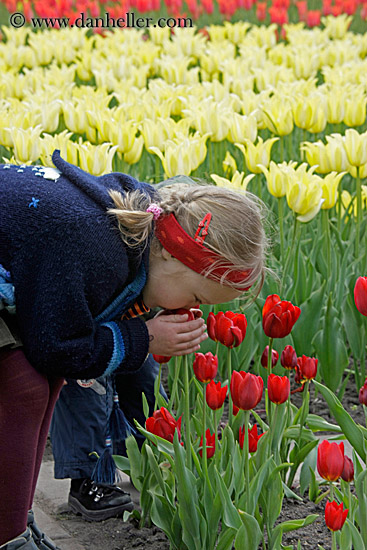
[143,248,242,310]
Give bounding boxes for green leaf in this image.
[270,514,318,548]
[313,381,366,460]
[343,519,365,550]
[235,513,263,550]
[145,445,170,504]
[306,414,342,433]
[112,454,130,474]
[291,282,325,356]
[299,446,317,497]
[312,294,349,392]
[142,392,150,419]
[215,527,237,550]
[125,435,143,491]
[214,466,242,530]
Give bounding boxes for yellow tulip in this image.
[258,161,297,198]
[262,97,294,137]
[78,142,118,176]
[302,136,350,174]
[188,100,231,142]
[344,95,367,127]
[207,25,228,43]
[291,51,320,80]
[211,171,255,192]
[62,101,89,135]
[40,130,78,167]
[189,133,210,172]
[292,94,326,131]
[319,172,347,209]
[1,26,30,47]
[149,141,193,177]
[325,88,346,124]
[149,26,171,45]
[124,136,144,165]
[105,120,138,154]
[10,126,42,163]
[286,165,324,222]
[246,24,277,49]
[140,118,171,151]
[301,141,331,174]
[227,112,257,144]
[343,128,367,167]
[224,21,251,44]
[236,137,279,174]
[321,14,353,40]
[222,151,237,178]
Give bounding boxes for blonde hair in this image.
[108,181,268,294]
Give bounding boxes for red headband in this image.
[155,213,252,290]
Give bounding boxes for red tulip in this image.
[233,403,240,416]
[206,380,227,410]
[199,429,216,458]
[230,371,263,411]
[281,345,298,370]
[261,345,279,368]
[239,424,264,452]
[153,354,172,364]
[297,355,318,382]
[341,456,354,483]
[146,407,182,443]
[317,440,344,482]
[193,352,218,383]
[354,277,367,316]
[325,501,348,532]
[268,373,290,404]
[268,5,288,25]
[359,378,367,406]
[256,1,267,20]
[207,311,247,348]
[262,295,301,339]
[306,9,321,27]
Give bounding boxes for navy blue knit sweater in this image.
[0,150,157,379]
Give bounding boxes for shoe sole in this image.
[68,495,134,522]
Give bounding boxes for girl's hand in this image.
[146,312,208,356]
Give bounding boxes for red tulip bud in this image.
[261,345,279,368]
[153,354,172,364]
[325,501,348,532]
[146,407,182,443]
[317,440,344,482]
[206,380,227,410]
[297,355,318,382]
[359,378,367,406]
[341,456,354,483]
[239,424,264,452]
[207,311,247,348]
[354,276,367,316]
[230,370,263,411]
[193,352,218,383]
[268,373,290,404]
[280,345,297,370]
[199,429,215,458]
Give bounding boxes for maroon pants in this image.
[0,349,64,544]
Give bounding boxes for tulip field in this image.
[1,1,367,549]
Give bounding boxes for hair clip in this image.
[194,213,212,244]
[146,203,163,220]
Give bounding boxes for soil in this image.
[44,374,365,550]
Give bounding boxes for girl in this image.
[0,150,266,549]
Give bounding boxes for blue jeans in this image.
[50,355,166,479]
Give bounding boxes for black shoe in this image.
[27,511,60,550]
[68,479,133,522]
[0,528,38,550]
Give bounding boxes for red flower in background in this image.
[325,501,348,532]
[359,378,367,406]
[268,373,290,404]
[153,352,172,364]
[261,345,279,368]
[341,456,354,483]
[306,9,321,26]
[354,277,367,316]
[256,1,267,20]
[281,345,298,370]
[239,424,264,452]
[206,380,227,410]
[207,311,247,348]
[199,429,216,458]
[193,352,218,383]
[230,371,263,411]
[296,355,318,382]
[317,440,344,482]
[146,407,182,443]
[268,5,288,25]
[262,295,301,339]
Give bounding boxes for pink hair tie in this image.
[146,203,163,220]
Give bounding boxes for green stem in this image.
[270,404,280,463]
[278,197,285,264]
[168,356,181,410]
[257,173,262,201]
[202,382,209,481]
[214,409,218,458]
[297,380,310,450]
[227,347,233,427]
[332,530,337,550]
[240,410,251,512]
[154,361,163,411]
[183,355,191,469]
[322,209,331,289]
[329,481,334,502]
[155,155,161,183]
[356,165,361,260]
[209,140,214,174]
[267,338,274,426]
[280,215,299,294]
